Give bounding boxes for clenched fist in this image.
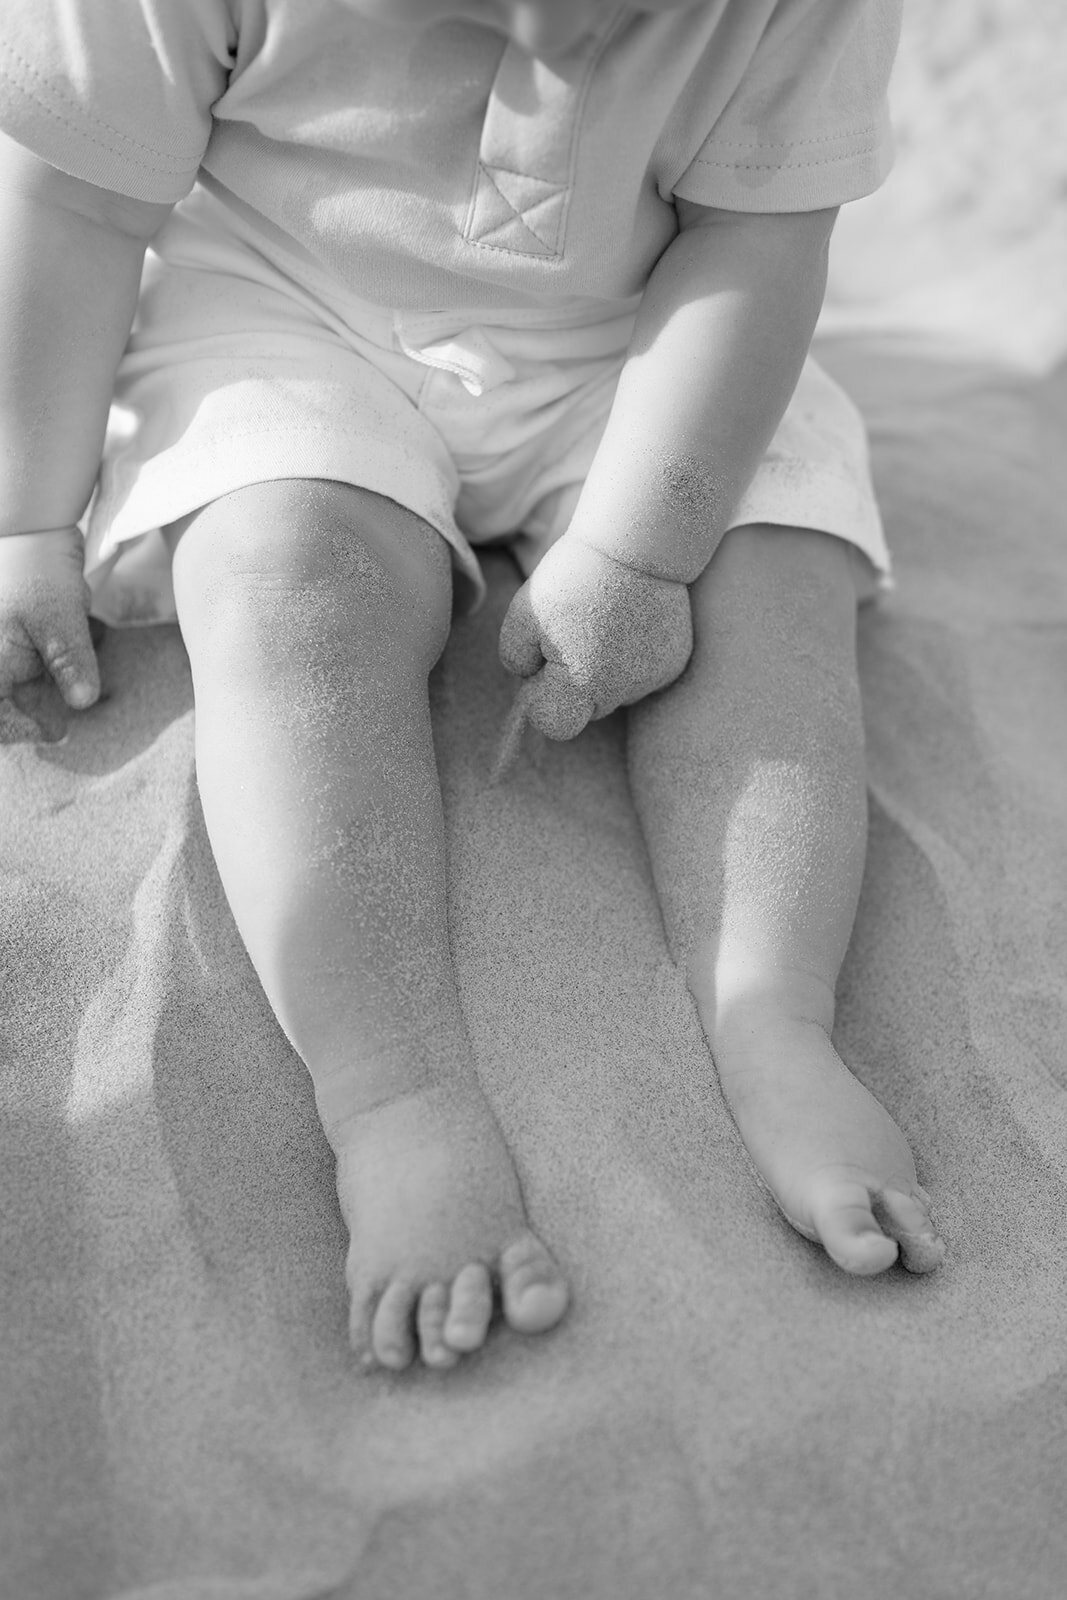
[0,526,100,710]
[498,535,693,741]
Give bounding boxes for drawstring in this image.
[392,317,517,397]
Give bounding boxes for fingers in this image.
[498,586,545,678]
[0,625,46,701]
[496,550,693,732]
[0,528,100,710]
[26,599,100,709]
[498,583,595,740]
[516,664,596,741]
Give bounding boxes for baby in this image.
[0,0,945,1372]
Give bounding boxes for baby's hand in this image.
[0,527,100,711]
[497,535,693,741]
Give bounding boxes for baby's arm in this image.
[498,203,838,740]
[566,200,838,580]
[0,131,172,708]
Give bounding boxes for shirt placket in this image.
[461,13,626,262]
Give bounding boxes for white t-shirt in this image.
[0,0,901,311]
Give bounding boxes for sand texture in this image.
[3,10,1067,1598]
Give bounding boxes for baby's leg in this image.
[166,480,567,1366]
[627,523,945,1274]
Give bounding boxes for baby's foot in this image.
[698,979,945,1275]
[331,1082,569,1370]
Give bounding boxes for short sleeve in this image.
[0,0,237,202]
[672,0,903,213]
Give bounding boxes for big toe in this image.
[806,1176,901,1276]
[872,1187,947,1274]
[499,1232,569,1335]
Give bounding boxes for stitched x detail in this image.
[466,163,568,257]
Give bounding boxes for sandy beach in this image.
[2,6,1067,1597]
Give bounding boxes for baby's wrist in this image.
[562,467,731,584]
[0,525,85,584]
[562,524,708,588]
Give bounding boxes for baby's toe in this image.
[417,1282,460,1369]
[372,1279,419,1370]
[807,1176,900,1276]
[443,1262,494,1354]
[873,1188,947,1274]
[500,1232,569,1334]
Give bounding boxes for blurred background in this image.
[823,0,1067,375]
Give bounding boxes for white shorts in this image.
[85,185,889,626]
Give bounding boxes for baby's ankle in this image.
[685,947,837,1044]
[309,1035,478,1151]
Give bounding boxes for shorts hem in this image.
[728,461,891,586]
[86,431,487,625]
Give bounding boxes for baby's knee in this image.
[167,478,454,670]
[695,523,860,640]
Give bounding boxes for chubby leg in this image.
[167,480,567,1366]
[627,523,945,1274]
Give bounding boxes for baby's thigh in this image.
[166,479,455,677]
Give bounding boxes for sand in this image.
[3,9,1067,1598]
